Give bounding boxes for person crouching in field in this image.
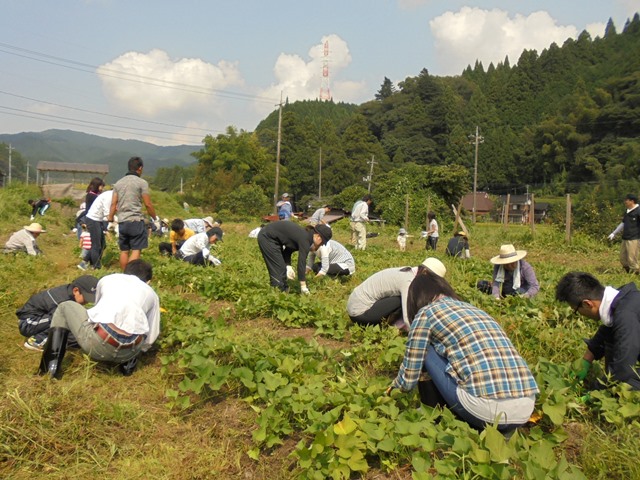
[176,227,223,266]
[17,275,98,351]
[38,260,160,379]
[306,233,354,278]
[556,271,640,391]
[445,231,471,259]
[387,273,538,433]
[3,223,46,256]
[258,221,332,294]
[28,198,50,220]
[477,244,539,299]
[159,218,195,256]
[346,258,446,330]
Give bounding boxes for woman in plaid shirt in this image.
[389,274,538,432]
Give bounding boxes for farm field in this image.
[1,184,639,480]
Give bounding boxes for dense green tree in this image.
[375,77,396,101]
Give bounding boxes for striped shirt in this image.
[392,296,538,399]
[307,239,355,274]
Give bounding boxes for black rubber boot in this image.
[418,379,446,408]
[37,327,69,379]
[119,356,138,376]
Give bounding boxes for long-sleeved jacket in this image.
[3,229,42,256]
[491,259,539,298]
[16,284,75,323]
[585,283,640,390]
[259,221,314,281]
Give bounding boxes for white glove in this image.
[301,286,310,295]
[607,233,615,241]
[286,265,296,280]
[30,215,35,221]
[208,255,221,266]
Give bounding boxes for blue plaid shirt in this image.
[392,296,538,399]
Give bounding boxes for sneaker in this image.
[77,261,88,271]
[24,336,47,351]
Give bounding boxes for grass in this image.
[1,183,639,479]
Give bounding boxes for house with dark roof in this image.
[461,192,494,219]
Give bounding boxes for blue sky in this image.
[0,0,637,145]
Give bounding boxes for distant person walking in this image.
[425,212,439,250]
[350,194,372,250]
[608,193,640,274]
[107,156,160,270]
[82,189,113,270]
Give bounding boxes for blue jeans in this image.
[424,345,488,430]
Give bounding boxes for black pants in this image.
[349,296,402,326]
[257,233,288,291]
[311,263,351,276]
[426,236,438,251]
[85,217,105,268]
[159,240,185,256]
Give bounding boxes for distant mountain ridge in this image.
[0,129,200,182]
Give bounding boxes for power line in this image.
[0,42,279,104]
[0,90,216,133]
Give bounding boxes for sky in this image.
[0,0,638,146]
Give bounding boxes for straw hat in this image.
[490,244,527,264]
[421,257,446,278]
[24,223,46,233]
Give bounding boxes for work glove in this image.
[208,255,222,266]
[575,358,591,381]
[286,265,296,280]
[301,286,310,295]
[30,215,35,221]
[607,233,615,241]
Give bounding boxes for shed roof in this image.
[36,161,109,175]
[461,192,494,212]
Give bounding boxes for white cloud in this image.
[429,8,578,75]
[585,22,606,38]
[97,49,244,117]
[255,34,366,115]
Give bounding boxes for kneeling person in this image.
[307,235,355,277]
[176,227,223,265]
[38,259,160,379]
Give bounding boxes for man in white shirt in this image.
[350,194,372,250]
[177,227,223,266]
[3,223,46,256]
[184,216,214,234]
[82,189,113,269]
[38,259,160,379]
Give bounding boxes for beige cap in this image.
[421,257,446,277]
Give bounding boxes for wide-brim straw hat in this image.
[24,223,46,233]
[490,244,527,264]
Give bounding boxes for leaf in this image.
[334,414,357,435]
[619,402,640,418]
[247,448,260,461]
[346,449,368,472]
[542,400,567,425]
[483,427,515,463]
[377,437,396,452]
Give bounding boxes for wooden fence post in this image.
[566,194,572,244]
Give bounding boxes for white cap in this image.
[421,257,446,278]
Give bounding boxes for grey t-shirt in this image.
[113,174,149,223]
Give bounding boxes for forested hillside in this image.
[244,14,640,202]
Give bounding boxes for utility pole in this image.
[180,177,184,194]
[26,162,30,185]
[318,147,322,200]
[363,155,376,193]
[8,143,12,185]
[273,92,283,214]
[468,126,484,223]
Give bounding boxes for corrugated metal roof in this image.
[36,161,109,174]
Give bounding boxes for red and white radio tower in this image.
[319,40,331,101]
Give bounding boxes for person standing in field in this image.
[82,189,113,270]
[277,193,293,221]
[350,194,372,250]
[107,157,160,270]
[425,212,439,251]
[607,193,640,274]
